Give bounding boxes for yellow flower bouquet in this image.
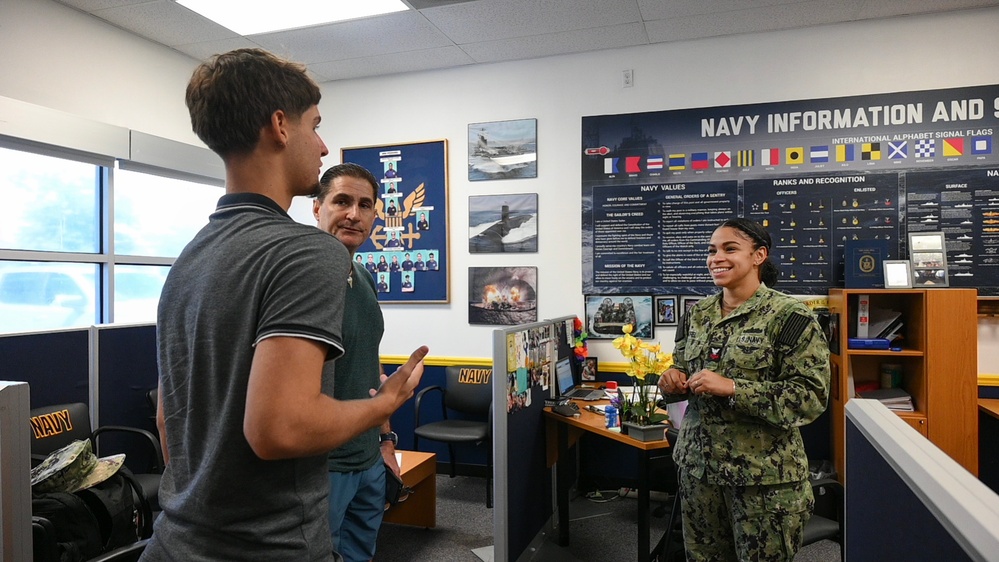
[611,325,673,427]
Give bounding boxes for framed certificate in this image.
[883,260,912,289]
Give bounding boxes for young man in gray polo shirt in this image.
[143,48,428,562]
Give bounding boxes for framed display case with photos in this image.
[908,232,949,287]
[883,260,912,289]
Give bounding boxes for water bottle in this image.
[605,405,618,429]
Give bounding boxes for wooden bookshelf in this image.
[828,288,978,481]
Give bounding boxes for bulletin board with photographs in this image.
[342,140,449,303]
[584,294,654,340]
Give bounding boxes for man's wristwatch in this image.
[379,431,399,446]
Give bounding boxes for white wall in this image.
[4,0,999,368]
[321,7,999,365]
[0,0,199,146]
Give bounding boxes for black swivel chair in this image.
[801,477,845,559]
[29,402,163,515]
[413,365,494,508]
[651,428,844,562]
[86,538,149,562]
[652,427,684,562]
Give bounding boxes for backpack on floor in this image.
[32,466,150,562]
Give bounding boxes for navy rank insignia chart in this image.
[581,84,999,296]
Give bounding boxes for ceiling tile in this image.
[251,10,454,63]
[422,0,643,44]
[92,0,238,46]
[460,22,648,63]
[171,37,266,63]
[646,0,863,43]
[309,46,475,81]
[857,0,999,18]
[55,0,153,11]
[641,0,774,20]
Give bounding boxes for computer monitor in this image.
[555,357,574,396]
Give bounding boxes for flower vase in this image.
[621,420,670,442]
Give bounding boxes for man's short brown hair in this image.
[316,163,379,201]
[186,48,321,159]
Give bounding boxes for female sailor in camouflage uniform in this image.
[658,218,830,562]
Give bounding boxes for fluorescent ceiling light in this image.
[177,0,409,35]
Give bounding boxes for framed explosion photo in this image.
[468,266,537,325]
[584,295,653,340]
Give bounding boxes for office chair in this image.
[29,402,163,513]
[413,365,494,508]
[651,445,844,562]
[801,477,844,560]
[86,538,149,562]
[651,427,684,562]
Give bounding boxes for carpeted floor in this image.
[375,475,841,561]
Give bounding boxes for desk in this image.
[979,399,999,494]
[544,400,671,562]
[383,450,437,528]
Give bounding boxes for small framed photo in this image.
[883,260,912,289]
[584,294,653,339]
[680,295,705,318]
[654,295,678,326]
[581,357,598,381]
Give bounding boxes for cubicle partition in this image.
[94,323,160,470]
[0,323,160,473]
[492,316,576,562]
[846,399,999,561]
[0,381,31,562]
[0,327,91,409]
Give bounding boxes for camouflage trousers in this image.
[678,470,813,562]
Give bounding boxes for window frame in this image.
[0,137,215,330]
